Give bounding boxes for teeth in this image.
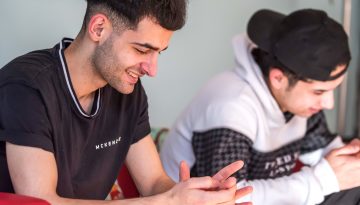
[127,71,138,78]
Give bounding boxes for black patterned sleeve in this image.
[190,128,253,181]
[300,111,337,154]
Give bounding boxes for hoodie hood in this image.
[232,33,286,125]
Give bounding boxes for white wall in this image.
[1,0,357,135]
[0,0,86,64]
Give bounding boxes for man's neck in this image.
[64,37,106,113]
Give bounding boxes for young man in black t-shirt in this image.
[0,1,252,204]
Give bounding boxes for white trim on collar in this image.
[58,38,101,118]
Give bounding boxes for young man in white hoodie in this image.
[161,9,360,204]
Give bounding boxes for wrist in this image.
[135,191,173,205]
[159,188,177,205]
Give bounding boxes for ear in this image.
[87,14,113,43]
[268,67,287,90]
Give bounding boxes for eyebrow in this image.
[131,42,168,52]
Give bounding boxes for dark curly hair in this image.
[82,0,187,33]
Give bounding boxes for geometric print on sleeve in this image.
[191,112,336,181]
[191,128,253,181]
[191,128,302,180]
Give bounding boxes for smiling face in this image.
[270,64,346,117]
[91,17,173,94]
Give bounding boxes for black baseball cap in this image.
[247,9,351,81]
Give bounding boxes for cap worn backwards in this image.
[247,9,351,81]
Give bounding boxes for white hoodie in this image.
[160,34,343,205]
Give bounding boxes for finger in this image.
[235,186,253,200]
[213,161,244,182]
[217,200,236,205]
[331,144,360,156]
[219,200,252,205]
[236,202,253,205]
[219,201,252,205]
[179,160,190,182]
[218,199,252,205]
[184,176,220,190]
[218,176,237,190]
[196,186,237,204]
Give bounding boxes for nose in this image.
[140,53,158,77]
[321,90,334,110]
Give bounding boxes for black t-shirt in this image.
[0,38,150,199]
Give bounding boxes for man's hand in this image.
[212,161,252,203]
[326,141,360,190]
[173,160,252,205]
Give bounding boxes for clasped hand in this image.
[326,138,360,191]
[169,160,252,205]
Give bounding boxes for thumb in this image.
[179,160,190,182]
[331,144,360,156]
[235,186,253,201]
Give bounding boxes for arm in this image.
[8,141,240,205]
[125,135,175,196]
[190,127,349,205]
[241,143,360,205]
[6,142,170,205]
[126,135,252,204]
[190,109,360,205]
[299,112,360,192]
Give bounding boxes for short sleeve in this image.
[0,83,53,152]
[131,84,150,144]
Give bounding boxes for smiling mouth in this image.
[309,108,320,113]
[126,70,141,84]
[127,70,138,78]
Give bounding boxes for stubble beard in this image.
[91,36,134,94]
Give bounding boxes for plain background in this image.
[0,0,359,137]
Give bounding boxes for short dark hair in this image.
[251,48,308,88]
[82,0,187,33]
